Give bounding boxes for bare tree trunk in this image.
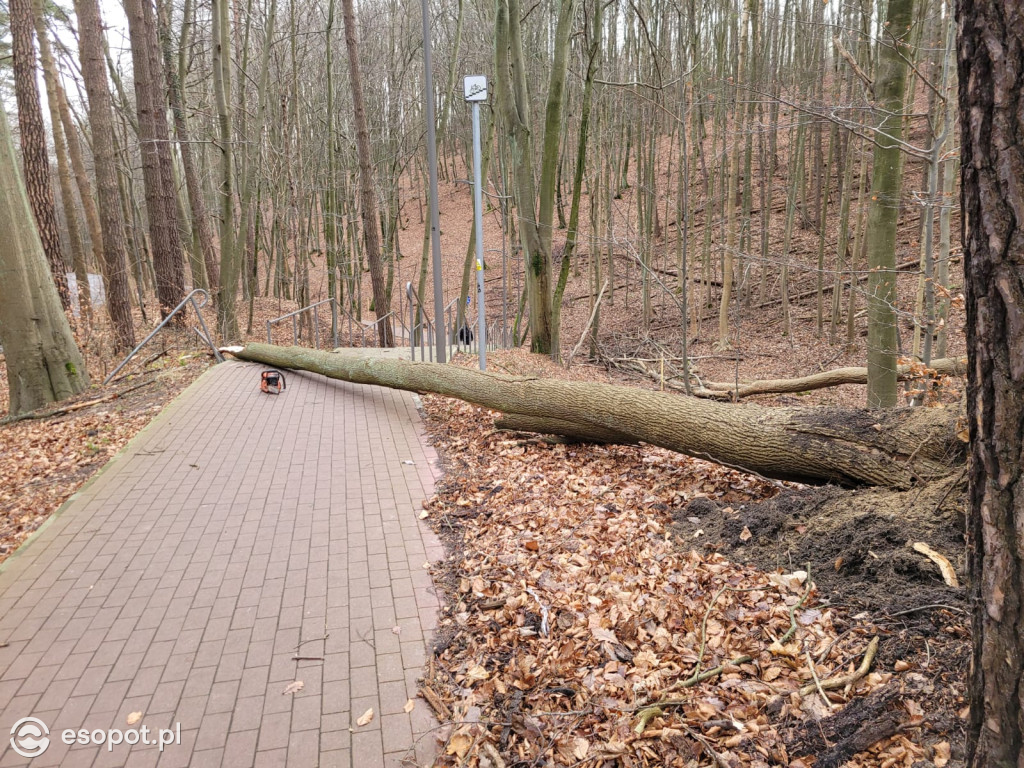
[33,0,89,319]
[865,0,914,408]
[695,357,966,399]
[957,0,1024,763]
[124,0,186,320]
[158,0,220,295]
[213,0,238,340]
[234,0,277,321]
[10,0,70,311]
[55,73,105,288]
[340,0,393,346]
[0,100,88,415]
[495,0,553,354]
[72,0,137,351]
[552,0,601,357]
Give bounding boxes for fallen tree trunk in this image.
[494,414,638,445]
[696,357,966,399]
[226,343,965,488]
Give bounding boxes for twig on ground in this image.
[806,649,836,708]
[799,636,879,696]
[294,634,329,651]
[420,685,452,719]
[780,564,814,644]
[567,279,609,366]
[634,706,663,734]
[883,603,965,618]
[1,378,158,425]
[679,722,733,768]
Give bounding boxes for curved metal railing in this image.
[103,289,223,385]
[266,298,397,350]
[406,282,436,361]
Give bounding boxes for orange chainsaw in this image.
[260,370,286,395]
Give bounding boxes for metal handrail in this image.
[443,296,477,355]
[266,297,398,349]
[266,298,339,349]
[406,282,435,361]
[104,289,223,385]
[353,310,397,347]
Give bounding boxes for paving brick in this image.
[352,729,385,766]
[0,361,444,767]
[222,730,258,768]
[229,696,264,733]
[256,711,291,752]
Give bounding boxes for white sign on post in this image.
[465,75,487,369]
[464,75,487,102]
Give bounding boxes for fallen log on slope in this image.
[225,343,965,488]
[696,357,967,399]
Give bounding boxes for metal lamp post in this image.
[465,75,487,371]
[421,0,446,361]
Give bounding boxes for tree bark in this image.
[495,414,638,445]
[55,71,105,289]
[72,0,137,352]
[552,0,601,357]
[0,100,89,416]
[864,0,914,408]
[33,0,89,319]
[340,0,394,346]
[495,0,552,354]
[213,0,238,340]
[957,0,1024,763]
[124,0,186,320]
[157,0,219,295]
[9,0,71,312]
[226,343,965,488]
[692,357,966,399]
[73,0,137,352]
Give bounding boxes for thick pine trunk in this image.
[227,343,965,488]
[73,0,137,352]
[124,0,185,320]
[9,0,70,312]
[957,0,1024,764]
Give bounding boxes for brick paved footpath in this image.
[0,360,446,767]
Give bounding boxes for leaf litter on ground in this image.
[415,351,951,768]
[0,351,212,564]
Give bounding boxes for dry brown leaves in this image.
[0,353,212,564]
[418,361,939,768]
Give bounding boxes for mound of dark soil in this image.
[671,475,968,617]
[673,476,971,765]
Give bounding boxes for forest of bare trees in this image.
[0,0,963,394]
[1,0,1021,760]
